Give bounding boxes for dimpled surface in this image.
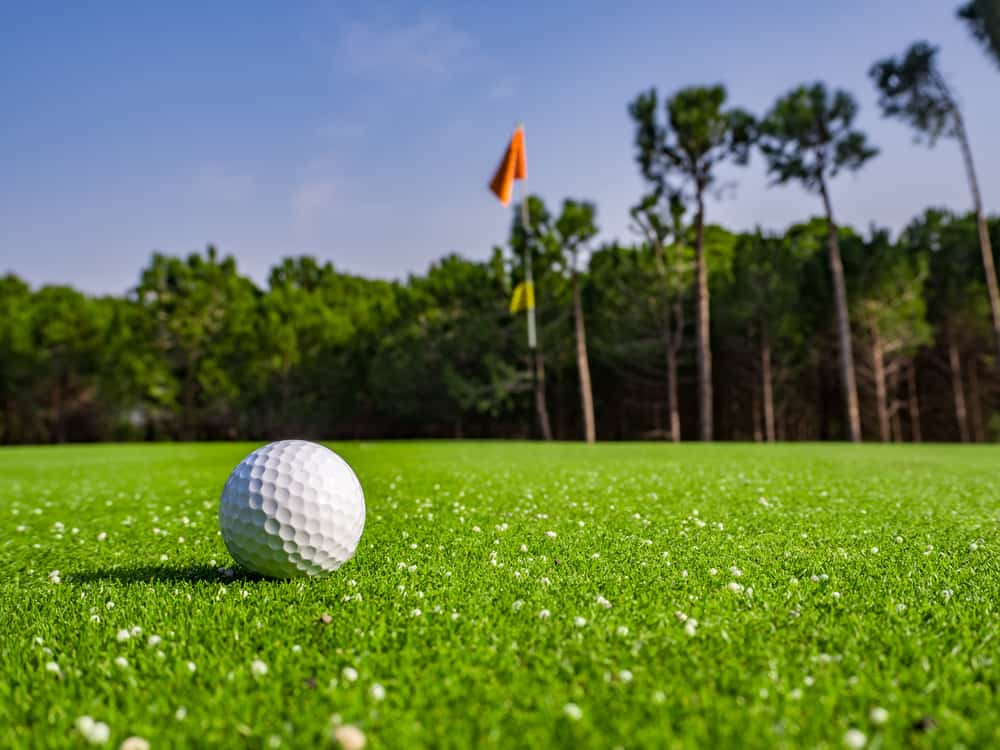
[218,440,365,578]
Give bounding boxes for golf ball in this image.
[218,440,365,578]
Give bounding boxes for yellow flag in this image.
[509,281,535,314]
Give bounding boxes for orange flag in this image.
[489,125,527,206]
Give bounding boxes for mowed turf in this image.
[1,442,998,749]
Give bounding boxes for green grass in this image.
[1,442,999,749]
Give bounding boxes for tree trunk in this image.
[889,367,902,443]
[819,179,862,442]
[955,112,1000,366]
[871,327,890,443]
[533,349,553,441]
[694,190,713,441]
[947,325,970,443]
[761,324,775,442]
[907,360,922,443]
[572,268,596,444]
[751,389,763,442]
[968,355,985,443]
[665,330,681,444]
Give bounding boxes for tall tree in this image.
[758,83,878,442]
[723,230,803,442]
[629,85,754,440]
[958,0,1000,68]
[629,191,691,442]
[135,246,262,439]
[902,210,993,442]
[870,41,1000,367]
[848,230,931,442]
[553,200,600,443]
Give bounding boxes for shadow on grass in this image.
[70,564,267,584]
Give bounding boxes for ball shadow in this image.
[70,563,266,584]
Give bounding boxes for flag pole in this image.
[516,170,552,440]
[519,184,537,351]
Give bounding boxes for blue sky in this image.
[2,1,998,294]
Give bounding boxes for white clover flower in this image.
[869,706,888,725]
[563,703,583,721]
[540,577,551,586]
[48,570,61,584]
[186,661,197,673]
[727,582,744,594]
[147,635,162,647]
[174,707,187,720]
[843,728,867,749]
[941,589,953,601]
[114,656,128,668]
[832,591,841,599]
[410,608,422,617]
[45,661,61,675]
[618,669,633,683]
[591,553,600,559]
[709,568,718,576]
[729,566,743,577]
[370,683,386,702]
[573,616,587,628]
[76,716,110,745]
[120,737,151,750]
[512,600,524,612]
[519,544,528,553]
[333,724,366,750]
[538,609,551,619]
[616,625,629,637]
[596,595,611,609]
[116,629,131,642]
[545,530,557,538]
[684,619,698,637]
[652,690,666,704]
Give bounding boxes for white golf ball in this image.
[218,440,365,578]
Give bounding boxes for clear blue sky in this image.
[2,1,998,294]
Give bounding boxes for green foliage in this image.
[758,84,878,193]
[901,209,992,333]
[869,42,958,145]
[554,199,599,273]
[629,85,754,207]
[958,0,1000,68]
[848,228,931,355]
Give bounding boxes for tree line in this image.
[2,11,999,445]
